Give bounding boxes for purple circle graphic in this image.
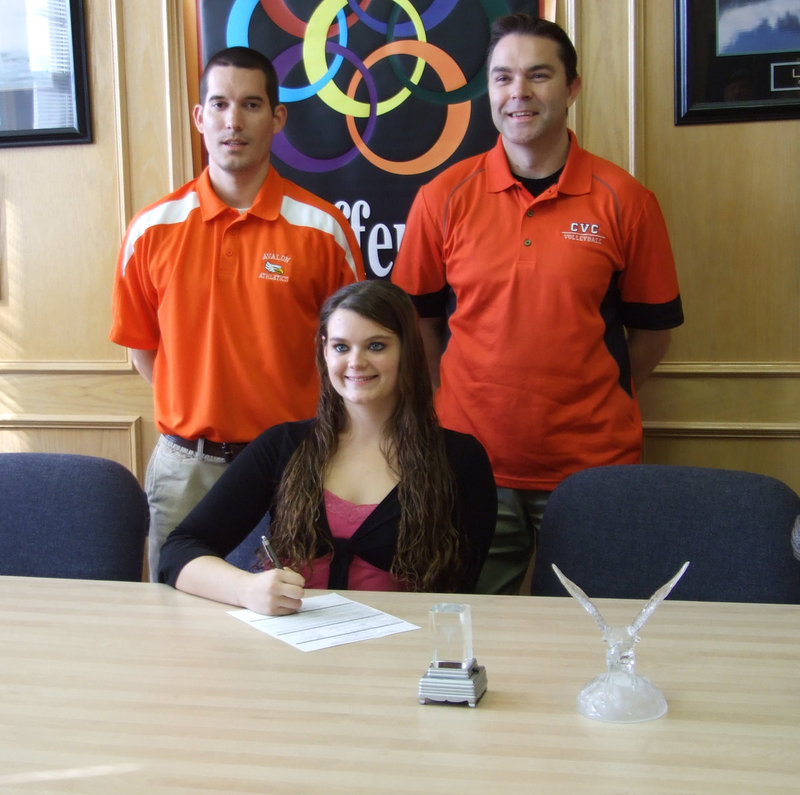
[271,41,379,172]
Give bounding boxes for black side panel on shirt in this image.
[599,272,633,398]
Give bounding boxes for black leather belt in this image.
[165,435,249,463]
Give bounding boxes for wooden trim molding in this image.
[654,363,800,377]
[628,0,644,179]
[164,0,194,189]
[0,361,136,374]
[564,0,580,139]
[110,0,131,230]
[644,421,800,438]
[0,414,144,479]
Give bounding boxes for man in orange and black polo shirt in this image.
[392,15,683,594]
[111,47,364,579]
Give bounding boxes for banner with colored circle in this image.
[197,1,543,277]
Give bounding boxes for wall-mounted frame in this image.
[675,0,800,125]
[0,0,92,147]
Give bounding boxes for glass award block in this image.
[431,602,474,669]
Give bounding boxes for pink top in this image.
[301,490,403,591]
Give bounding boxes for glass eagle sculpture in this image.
[553,561,690,723]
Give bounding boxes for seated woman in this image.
[159,280,496,614]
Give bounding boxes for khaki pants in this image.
[144,436,228,582]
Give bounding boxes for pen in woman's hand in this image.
[261,535,283,570]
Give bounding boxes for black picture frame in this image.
[0,0,92,148]
[675,0,800,125]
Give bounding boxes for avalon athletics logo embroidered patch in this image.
[562,222,606,245]
[259,252,290,283]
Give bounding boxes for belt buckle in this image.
[220,442,235,463]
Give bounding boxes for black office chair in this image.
[530,464,800,603]
[0,453,149,581]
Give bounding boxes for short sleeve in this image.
[392,184,449,316]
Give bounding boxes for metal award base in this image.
[418,658,487,708]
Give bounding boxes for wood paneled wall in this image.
[1,0,798,492]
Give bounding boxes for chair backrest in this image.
[0,453,148,581]
[531,464,800,603]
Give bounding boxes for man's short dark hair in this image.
[487,13,579,84]
[199,46,281,109]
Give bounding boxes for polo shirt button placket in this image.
[523,207,534,248]
[220,228,237,278]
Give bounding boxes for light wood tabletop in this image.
[1,576,798,793]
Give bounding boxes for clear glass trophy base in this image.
[577,671,667,723]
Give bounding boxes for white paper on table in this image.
[228,592,419,652]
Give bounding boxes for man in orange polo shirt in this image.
[111,47,364,579]
[392,14,683,594]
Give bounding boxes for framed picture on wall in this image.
[0,0,92,147]
[675,0,800,124]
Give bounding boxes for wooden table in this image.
[1,577,798,793]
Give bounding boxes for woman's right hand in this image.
[239,567,306,616]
